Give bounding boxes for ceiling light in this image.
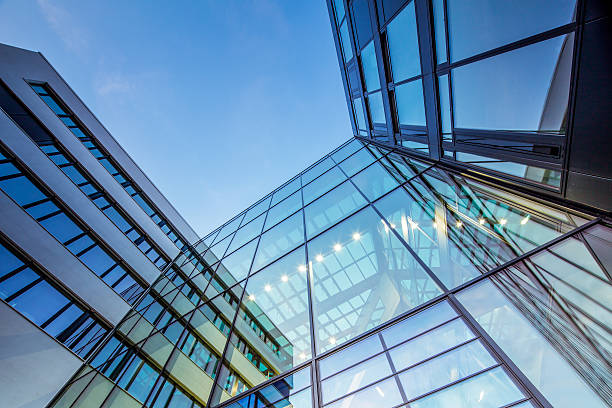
[432,222,437,228]
[333,243,342,252]
[479,218,485,225]
[390,223,396,229]
[352,232,361,241]
[298,265,307,273]
[500,218,507,226]
[329,337,336,345]
[248,294,256,301]
[264,284,272,292]
[281,274,289,282]
[315,254,324,262]
[299,352,307,360]
[375,386,385,397]
[456,221,463,228]
[521,216,529,225]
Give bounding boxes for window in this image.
[386,1,421,81]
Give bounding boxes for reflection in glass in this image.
[447,0,577,61]
[272,177,301,206]
[337,147,376,176]
[265,190,302,230]
[321,353,391,404]
[304,181,367,239]
[331,139,364,164]
[387,0,421,81]
[432,0,447,64]
[351,162,399,201]
[308,206,442,353]
[226,212,266,255]
[340,21,353,62]
[398,340,496,400]
[353,98,367,130]
[410,367,524,408]
[318,334,384,379]
[216,238,258,285]
[241,249,311,381]
[368,92,386,124]
[458,277,609,408]
[361,41,380,92]
[438,74,452,135]
[302,158,335,186]
[302,166,346,205]
[326,377,403,408]
[253,211,304,271]
[395,79,426,126]
[452,34,574,134]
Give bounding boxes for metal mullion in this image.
[40,301,74,329]
[578,227,612,281]
[0,263,28,283]
[500,398,532,408]
[447,294,553,408]
[378,333,409,404]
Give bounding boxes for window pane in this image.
[458,279,609,408]
[351,162,399,201]
[265,190,302,230]
[447,0,577,61]
[40,212,83,244]
[0,243,23,278]
[432,0,448,64]
[10,280,70,326]
[452,33,574,133]
[353,98,367,130]
[387,1,421,81]
[0,176,47,206]
[252,211,304,271]
[319,334,383,378]
[321,353,392,403]
[326,377,403,408]
[331,139,363,164]
[304,181,367,239]
[333,0,345,23]
[367,92,385,124]
[388,318,475,371]
[242,248,311,375]
[302,166,346,205]
[79,245,115,276]
[398,340,496,400]
[361,41,380,92]
[217,238,258,285]
[302,157,335,186]
[340,20,353,62]
[308,206,442,353]
[0,268,38,299]
[337,148,376,177]
[380,300,457,348]
[243,196,271,225]
[438,74,452,134]
[226,213,266,254]
[395,79,426,126]
[271,177,301,206]
[410,367,524,408]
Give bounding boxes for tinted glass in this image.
[351,162,399,201]
[361,41,380,92]
[252,211,304,271]
[354,98,367,130]
[387,1,421,81]
[340,21,353,62]
[395,79,426,126]
[368,92,385,124]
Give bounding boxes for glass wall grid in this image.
[0,238,109,359]
[28,82,190,252]
[51,138,608,408]
[0,145,145,304]
[0,81,170,270]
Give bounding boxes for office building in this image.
[0,0,610,407]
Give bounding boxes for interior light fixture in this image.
[500,218,507,226]
[281,274,289,282]
[333,243,342,252]
[298,265,307,273]
[316,254,324,262]
[329,337,336,345]
[264,284,272,292]
[248,294,256,301]
[352,232,361,241]
[479,218,485,225]
[456,221,463,228]
[299,352,307,360]
[520,216,529,225]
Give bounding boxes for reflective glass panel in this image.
[217,238,258,285]
[354,98,367,130]
[302,166,347,205]
[368,92,385,124]
[351,162,399,201]
[337,148,376,176]
[432,0,447,64]
[447,0,577,61]
[265,190,302,230]
[226,213,266,254]
[395,79,426,126]
[410,367,524,408]
[452,34,574,133]
[361,41,380,92]
[325,377,403,408]
[241,248,311,377]
[340,21,353,62]
[271,177,301,206]
[304,181,367,239]
[308,206,442,353]
[331,139,363,164]
[438,74,452,134]
[387,1,421,81]
[319,334,384,379]
[302,158,335,186]
[458,279,609,408]
[252,211,304,272]
[398,340,496,400]
[242,195,271,225]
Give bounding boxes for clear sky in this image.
[0,0,351,236]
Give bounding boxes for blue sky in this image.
[0,0,351,236]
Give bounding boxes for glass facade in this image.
[50,138,611,408]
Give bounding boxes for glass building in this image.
[0,1,610,408]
